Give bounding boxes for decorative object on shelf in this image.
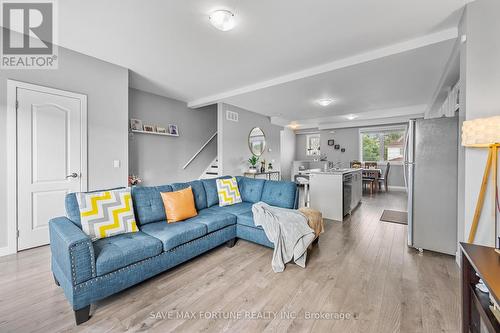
[249,127,266,156]
[260,160,266,173]
[328,139,334,146]
[248,155,259,173]
[143,125,155,132]
[168,124,178,135]
[462,115,500,250]
[128,174,142,186]
[268,162,273,170]
[156,127,167,134]
[130,119,143,131]
[334,144,340,150]
[341,148,346,152]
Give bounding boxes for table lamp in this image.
[462,115,500,248]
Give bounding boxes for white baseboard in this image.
[388,185,406,191]
[0,245,16,257]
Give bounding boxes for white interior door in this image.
[17,86,86,250]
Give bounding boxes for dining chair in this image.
[378,162,390,191]
[362,169,379,195]
[350,160,362,168]
[364,161,378,169]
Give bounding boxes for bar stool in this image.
[296,177,310,207]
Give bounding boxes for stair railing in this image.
[182,132,217,169]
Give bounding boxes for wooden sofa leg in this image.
[312,237,319,245]
[74,305,91,325]
[53,274,60,286]
[226,238,237,248]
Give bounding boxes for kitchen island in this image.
[309,169,362,221]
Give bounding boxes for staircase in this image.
[199,157,219,179]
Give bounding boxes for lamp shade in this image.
[462,115,500,146]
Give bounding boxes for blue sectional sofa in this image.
[49,176,298,325]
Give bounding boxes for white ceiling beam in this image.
[270,104,427,129]
[188,28,458,108]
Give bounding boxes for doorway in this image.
[7,80,87,252]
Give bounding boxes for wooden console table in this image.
[461,242,500,333]
[243,171,280,181]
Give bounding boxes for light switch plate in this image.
[113,160,120,168]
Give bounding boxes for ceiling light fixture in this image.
[345,114,358,120]
[316,98,334,107]
[209,10,236,31]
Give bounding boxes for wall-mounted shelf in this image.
[131,129,179,137]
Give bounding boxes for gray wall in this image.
[460,0,500,247]
[0,42,129,249]
[129,89,217,185]
[294,127,405,187]
[219,103,282,176]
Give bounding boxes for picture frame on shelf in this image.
[143,125,155,132]
[334,144,340,150]
[341,148,346,152]
[168,124,178,135]
[328,139,334,146]
[130,119,143,131]
[156,127,167,134]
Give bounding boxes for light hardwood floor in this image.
[0,191,460,333]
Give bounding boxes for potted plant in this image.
[248,155,259,173]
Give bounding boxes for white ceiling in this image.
[224,39,456,121]
[57,0,467,126]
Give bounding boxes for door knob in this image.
[66,172,79,179]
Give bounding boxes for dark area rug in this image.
[380,210,408,225]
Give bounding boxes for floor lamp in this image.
[462,116,500,249]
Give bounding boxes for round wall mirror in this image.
[248,127,266,156]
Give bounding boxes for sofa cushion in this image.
[141,221,207,251]
[76,188,138,241]
[206,202,253,215]
[171,180,207,211]
[188,210,237,233]
[131,185,173,225]
[235,211,263,230]
[216,177,242,207]
[201,176,232,207]
[161,187,198,223]
[236,177,265,203]
[260,180,297,209]
[93,231,163,276]
[65,187,124,228]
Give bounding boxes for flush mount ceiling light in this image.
[209,10,236,31]
[316,98,334,107]
[345,114,358,120]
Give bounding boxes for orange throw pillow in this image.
[160,187,198,223]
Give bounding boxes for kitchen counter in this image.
[309,168,360,175]
[309,169,362,221]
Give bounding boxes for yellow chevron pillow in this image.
[76,188,138,241]
[216,177,242,207]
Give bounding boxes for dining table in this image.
[361,168,383,192]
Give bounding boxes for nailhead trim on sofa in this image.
[74,226,231,290]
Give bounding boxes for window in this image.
[306,134,320,156]
[359,126,406,162]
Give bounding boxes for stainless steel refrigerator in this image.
[404,117,458,255]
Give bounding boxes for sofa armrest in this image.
[49,217,96,285]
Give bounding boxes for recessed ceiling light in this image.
[345,114,358,120]
[316,98,334,107]
[288,123,300,129]
[209,10,236,31]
